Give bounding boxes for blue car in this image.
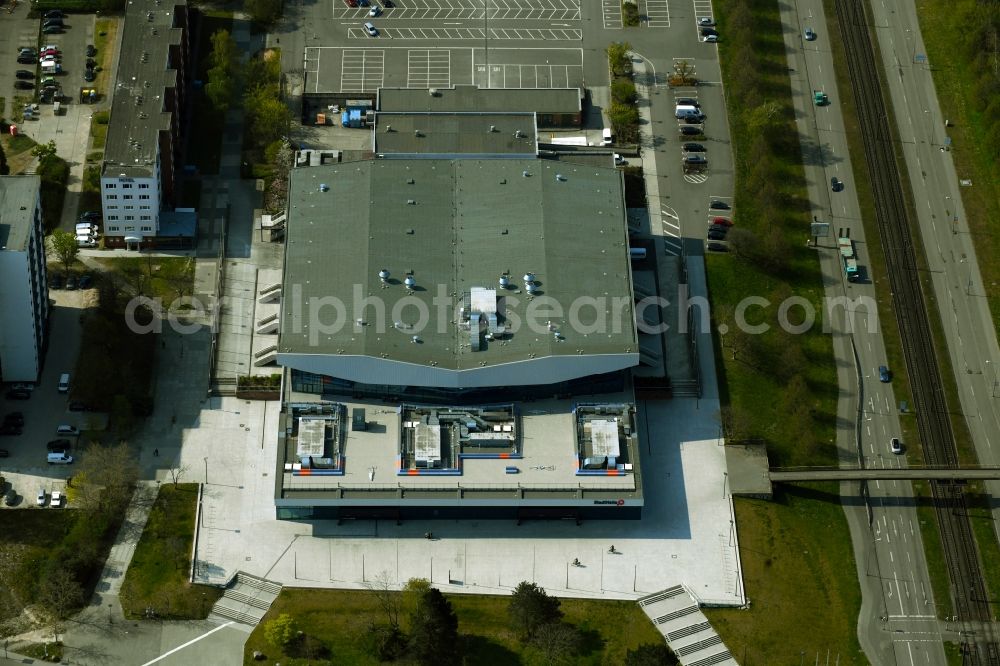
[878,365,891,382]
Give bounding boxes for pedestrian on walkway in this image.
[153,448,159,457]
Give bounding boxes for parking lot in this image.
[306,45,583,93]
[0,289,92,508]
[335,0,581,21]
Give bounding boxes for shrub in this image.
[264,613,298,648]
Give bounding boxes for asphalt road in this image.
[867,0,1000,581]
[780,0,948,663]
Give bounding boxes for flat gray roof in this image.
[374,113,538,157]
[278,159,637,385]
[0,176,40,252]
[377,85,581,115]
[102,0,186,178]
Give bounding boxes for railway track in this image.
[833,0,1000,660]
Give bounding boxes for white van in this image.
[58,373,70,393]
[76,222,97,233]
[76,235,98,248]
[47,452,74,465]
[601,127,613,146]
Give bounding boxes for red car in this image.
[345,0,357,6]
[711,216,734,227]
[40,48,61,57]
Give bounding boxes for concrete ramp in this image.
[637,586,738,666]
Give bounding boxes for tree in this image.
[48,230,79,274]
[625,642,679,666]
[402,577,431,617]
[31,139,57,162]
[209,29,239,75]
[37,567,85,621]
[78,440,139,514]
[264,613,298,648]
[246,0,283,26]
[364,570,402,630]
[206,30,239,113]
[607,102,639,143]
[168,464,189,486]
[611,78,638,105]
[244,86,291,148]
[605,42,632,77]
[530,622,581,665]
[205,67,234,113]
[621,0,639,26]
[408,587,459,665]
[508,581,563,639]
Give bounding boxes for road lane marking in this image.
[141,622,236,666]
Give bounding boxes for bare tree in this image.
[37,567,84,623]
[79,441,140,514]
[364,570,401,630]
[168,464,190,487]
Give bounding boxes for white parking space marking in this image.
[683,171,708,184]
[602,0,622,28]
[334,0,580,20]
[474,63,580,88]
[642,0,670,27]
[352,27,582,40]
[340,49,386,92]
[661,206,683,256]
[304,47,322,92]
[408,49,452,87]
[692,0,713,23]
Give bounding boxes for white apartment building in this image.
[0,176,49,382]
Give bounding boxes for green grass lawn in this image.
[244,587,664,665]
[119,484,222,619]
[0,510,81,623]
[96,256,196,303]
[705,489,866,663]
[700,0,863,655]
[916,1,1000,337]
[93,18,119,97]
[963,485,1000,608]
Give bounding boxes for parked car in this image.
[8,383,32,393]
[3,488,16,506]
[613,153,627,166]
[40,48,61,57]
[698,17,714,26]
[3,412,25,427]
[50,274,64,289]
[47,439,72,452]
[369,4,381,16]
[700,27,718,37]
[14,81,34,90]
[86,44,97,57]
[878,365,892,382]
[707,242,729,253]
[15,70,35,79]
[679,126,703,136]
[0,449,9,458]
[83,69,95,82]
[345,0,358,6]
[683,154,708,166]
[44,9,65,18]
[831,176,844,192]
[50,491,63,508]
[890,437,903,454]
[364,21,378,36]
[804,27,816,41]
[86,57,96,69]
[712,216,734,227]
[79,211,102,222]
[707,229,727,241]
[66,276,78,290]
[383,0,393,6]
[675,97,700,108]
[682,143,706,153]
[709,200,731,210]
[702,34,719,43]
[78,274,93,289]
[5,390,30,400]
[36,489,46,507]
[17,55,36,64]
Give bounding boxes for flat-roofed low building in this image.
[0,176,48,382]
[374,112,538,158]
[278,158,638,398]
[377,85,583,128]
[275,399,642,521]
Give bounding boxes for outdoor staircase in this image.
[209,376,237,397]
[258,283,282,303]
[253,344,278,367]
[670,379,701,398]
[256,312,279,335]
[210,572,283,626]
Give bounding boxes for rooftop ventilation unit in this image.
[522,171,530,177]
[556,174,566,182]
[498,275,510,289]
[147,11,154,20]
[414,129,421,137]
[385,124,392,132]
[378,269,390,282]
[319,183,329,192]
[514,130,524,138]
[526,282,539,295]
[411,336,421,344]
[489,125,496,133]
[428,88,439,96]
[523,273,535,284]
[404,275,416,289]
